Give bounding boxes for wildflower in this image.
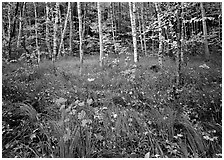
[87,78,95,82]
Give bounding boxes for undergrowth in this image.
[2,55,222,158]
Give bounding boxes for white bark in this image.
[129,2,138,63]
[98,2,104,67]
[58,2,71,57]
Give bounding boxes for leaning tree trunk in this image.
[53,2,59,62]
[98,2,104,67]
[129,2,138,63]
[155,2,163,67]
[77,2,83,74]
[200,2,210,59]
[33,2,40,64]
[58,2,70,58]
[45,2,52,58]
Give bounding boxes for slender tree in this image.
[17,2,25,48]
[137,8,144,53]
[155,2,163,67]
[7,2,11,59]
[33,2,40,64]
[129,2,138,63]
[98,2,104,67]
[77,2,83,74]
[176,8,181,86]
[200,2,210,59]
[53,2,59,62]
[180,2,185,63]
[58,2,71,58]
[45,2,52,58]
[141,2,147,55]
[110,2,117,54]
[69,2,73,55]
[58,5,65,56]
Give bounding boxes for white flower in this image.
[87,78,95,82]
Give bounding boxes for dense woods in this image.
[2,2,222,158]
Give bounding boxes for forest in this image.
[2,2,222,158]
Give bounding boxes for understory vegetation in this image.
[2,54,222,158]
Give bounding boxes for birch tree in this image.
[180,2,185,63]
[58,2,71,58]
[200,2,210,59]
[155,2,163,67]
[98,2,104,67]
[33,2,40,64]
[53,2,59,62]
[141,3,147,55]
[176,8,181,86]
[69,2,73,55]
[17,2,25,48]
[110,2,117,54]
[45,2,52,58]
[7,3,11,59]
[129,2,138,63]
[77,2,83,74]
[137,9,144,53]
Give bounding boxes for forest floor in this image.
[2,53,222,158]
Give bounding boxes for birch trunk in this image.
[98,2,104,67]
[129,2,138,63]
[77,2,83,74]
[180,2,185,63]
[176,9,181,86]
[155,2,163,67]
[69,2,73,55]
[141,3,147,56]
[110,2,117,54]
[58,7,65,57]
[138,10,144,53]
[33,2,40,64]
[58,2,71,57]
[7,3,11,59]
[45,2,52,58]
[200,2,210,59]
[53,3,59,62]
[17,2,25,48]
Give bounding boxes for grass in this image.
[2,54,222,158]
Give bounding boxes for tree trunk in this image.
[69,2,73,56]
[58,2,71,57]
[129,2,138,63]
[33,2,40,64]
[58,6,65,57]
[110,2,117,54]
[77,2,83,74]
[155,2,163,67]
[138,9,144,53]
[46,2,52,58]
[180,2,185,63]
[17,2,25,48]
[7,3,11,59]
[141,3,147,56]
[98,2,104,67]
[200,2,210,59]
[53,2,59,62]
[176,8,181,86]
